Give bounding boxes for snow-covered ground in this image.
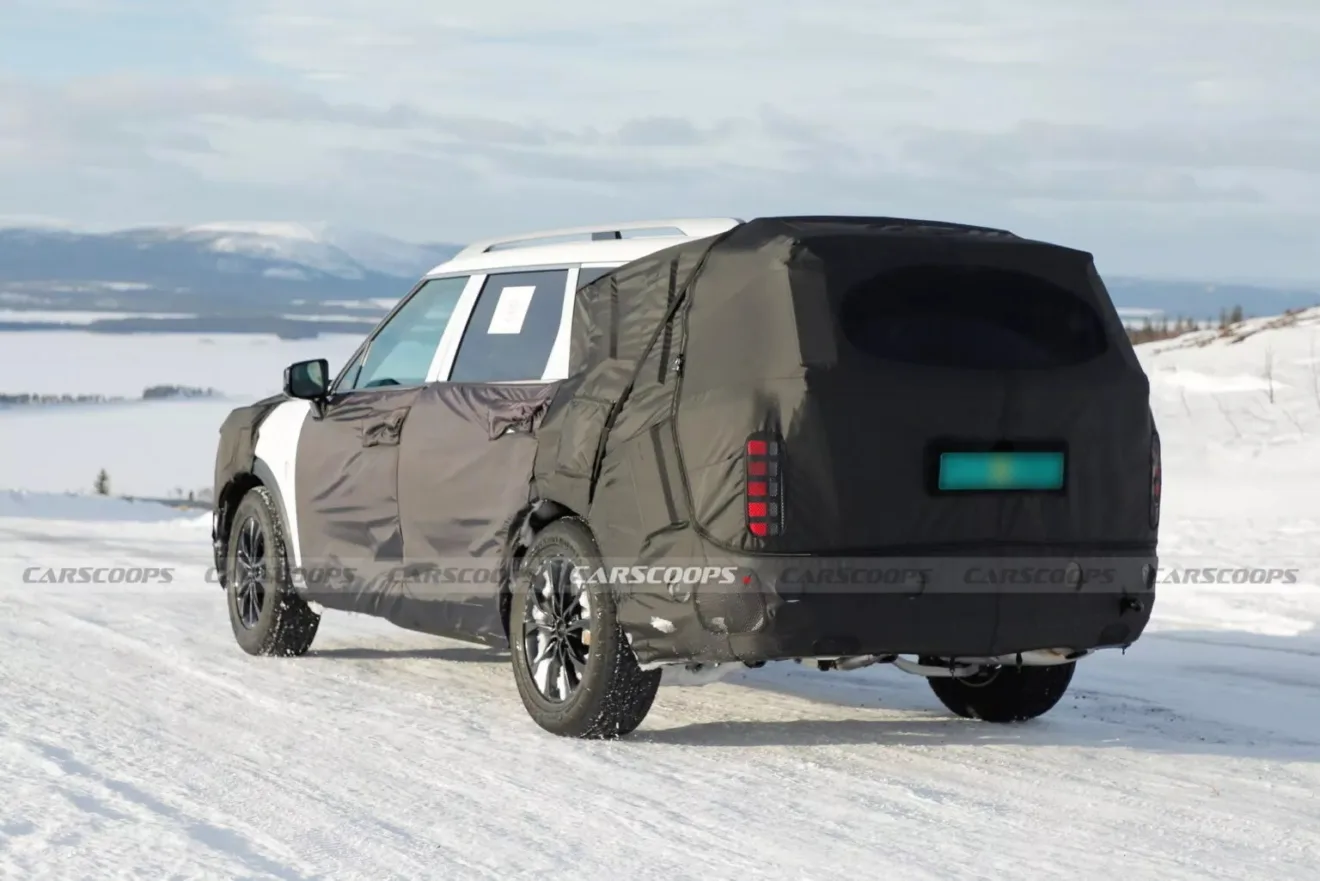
[0,400,241,497]
[2,314,1319,879]
[0,331,363,497]
[0,331,363,399]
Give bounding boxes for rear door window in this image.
[448,269,571,382]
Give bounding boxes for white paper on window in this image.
[486,286,537,335]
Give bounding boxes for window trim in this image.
[331,343,369,394]
[541,266,578,382]
[423,273,484,383]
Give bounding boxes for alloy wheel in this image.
[521,556,593,702]
[233,516,267,629]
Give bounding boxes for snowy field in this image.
[0,330,363,399]
[2,314,1319,879]
[0,331,363,497]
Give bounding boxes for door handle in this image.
[487,399,549,440]
[362,406,411,447]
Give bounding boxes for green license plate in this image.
[937,450,1066,491]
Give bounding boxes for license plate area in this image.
[925,439,1068,494]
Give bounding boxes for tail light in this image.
[745,432,784,537]
[1150,429,1161,529]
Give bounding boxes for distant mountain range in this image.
[0,222,1315,337]
[0,222,461,337]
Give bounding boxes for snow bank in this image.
[1132,307,1320,645]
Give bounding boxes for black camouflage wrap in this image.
[533,216,1159,664]
[210,392,289,587]
[212,215,1159,666]
[293,382,555,642]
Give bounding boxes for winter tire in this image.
[924,658,1075,723]
[509,518,661,738]
[225,485,320,657]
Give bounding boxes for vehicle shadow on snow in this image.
[634,627,1320,763]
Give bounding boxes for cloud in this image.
[1,0,1319,279]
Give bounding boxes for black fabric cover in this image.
[212,215,1158,665]
[531,216,1158,661]
[211,393,288,584]
[389,382,554,640]
[537,216,1153,554]
[291,381,555,643]
[294,385,420,597]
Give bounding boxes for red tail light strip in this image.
[746,432,783,537]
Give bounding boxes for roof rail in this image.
[452,217,743,260]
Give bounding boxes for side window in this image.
[348,275,469,390]
[448,269,570,382]
[577,266,615,289]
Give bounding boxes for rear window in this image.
[838,265,1110,369]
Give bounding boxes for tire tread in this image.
[227,486,320,657]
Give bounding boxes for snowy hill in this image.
[0,316,1318,878]
[0,223,460,332]
[1131,308,1320,640]
[163,221,456,280]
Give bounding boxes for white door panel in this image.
[252,399,311,570]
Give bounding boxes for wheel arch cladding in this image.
[211,393,291,587]
[499,499,582,640]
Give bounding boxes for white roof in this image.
[425,217,742,276]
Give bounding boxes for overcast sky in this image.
[2,0,1318,282]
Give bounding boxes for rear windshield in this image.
[838,265,1110,369]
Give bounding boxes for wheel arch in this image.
[498,496,582,641]
[212,459,294,588]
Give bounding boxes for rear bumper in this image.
[617,551,1157,666]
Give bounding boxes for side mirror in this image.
[284,358,330,400]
